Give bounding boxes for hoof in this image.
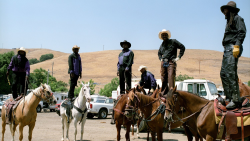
[61,138,64,141]
[65,138,70,141]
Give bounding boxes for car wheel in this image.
[87,113,94,119]
[36,105,41,113]
[98,109,107,119]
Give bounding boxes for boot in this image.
[226,100,241,109]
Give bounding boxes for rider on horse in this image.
[137,65,157,95]
[220,1,247,109]
[6,47,30,100]
[158,29,185,95]
[68,45,82,103]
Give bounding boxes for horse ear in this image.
[136,85,139,90]
[128,89,135,101]
[173,85,177,92]
[126,90,129,94]
[157,84,160,90]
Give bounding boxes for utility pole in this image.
[52,62,54,77]
[47,69,50,84]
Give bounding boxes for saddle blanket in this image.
[214,99,250,127]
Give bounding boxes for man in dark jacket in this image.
[117,40,134,94]
[220,1,246,109]
[68,45,82,102]
[158,29,185,94]
[138,65,157,95]
[7,47,30,100]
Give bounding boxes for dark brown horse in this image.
[114,86,146,141]
[165,86,250,141]
[125,88,165,141]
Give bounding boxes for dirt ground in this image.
[0,111,191,141]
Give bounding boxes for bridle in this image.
[33,87,54,103]
[165,92,210,131]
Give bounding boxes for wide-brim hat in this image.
[120,40,131,48]
[138,65,147,71]
[220,1,240,13]
[72,45,80,51]
[17,47,28,53]
[158,29,171,40]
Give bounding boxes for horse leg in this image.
[116,122,121,141]
[151,132,156,141]
[18,124,23,141]
[125,123,130,141]
[65,117,70,141]
[73,118,77,141]
[80,115,87,141]
[183,123,193,141]
[157,132,163,141]
[1,117,6,141]
[28,122,35,141]
[131,124,134,136]
[136,121,140,138]
[61,115,65,141]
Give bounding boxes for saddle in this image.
[61,99,75,123]
[214,98,250,140]
[5,95,24,124]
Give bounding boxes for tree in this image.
[175,74,194,81]
[73,79,97,97]
[40,54,54,62]
[29,68,68,92]
[248,81,250,87]
[29,58,40,65]
[0,51,14,94]
[99,78,119,97]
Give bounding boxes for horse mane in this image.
[135,92,156,107]
[20,85,43,104]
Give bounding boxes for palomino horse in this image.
[114,86,146,141]
[60,82,91,141]
[1,83,56,141]
[165,86,250,141]
[125,88,165,141]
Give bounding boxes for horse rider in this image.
[220,1,246,109]
[158,29,185,95]
[68,45,82,103]
[117,40,134,94]
[6,47,30,100]
[138,65,157,95]
[110,40,134,125]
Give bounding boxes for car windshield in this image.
[208,82,218,95]
[96,99,105,103]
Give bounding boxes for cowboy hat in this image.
[220,1,240,13]
[17,47,28,53]
[158,29,171,40]
[72,45,80,51]
[138,65,147,71]
[120,40,131,48]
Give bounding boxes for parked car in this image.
[0,101,3,117]
[86,95,114,119]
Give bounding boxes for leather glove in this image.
[172,57,180,62]
[233,45,240,58]
[150,89,154,93]
[117,71,119,76]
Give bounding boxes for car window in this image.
[96,100,105,103]
[188,84,193,93]
[208,82,218,95]
[198,84,207,96]
[106,99,113,104]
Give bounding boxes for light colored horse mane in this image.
[1,83,56,141]
[60,82,91,141]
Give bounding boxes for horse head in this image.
[165,86,180,121]
[79,82,91,103]
[39,83,57,105]
[124,88,140,119]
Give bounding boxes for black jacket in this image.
[158,39,185,61]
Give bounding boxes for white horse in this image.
[60,82,91,141]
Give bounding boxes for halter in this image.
[33,86,54,103]
[165,93,210,131]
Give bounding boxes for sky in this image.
[0,0,250,57]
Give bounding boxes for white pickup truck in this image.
[86,95,114,119]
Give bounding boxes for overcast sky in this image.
[0,0,249,57]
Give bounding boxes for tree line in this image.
[29,54,54,65]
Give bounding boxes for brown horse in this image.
[125,88,165,141]
[114,86,147,141]
[239,79,250,100]
[165,86,250,141]
[1,84,56,141]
